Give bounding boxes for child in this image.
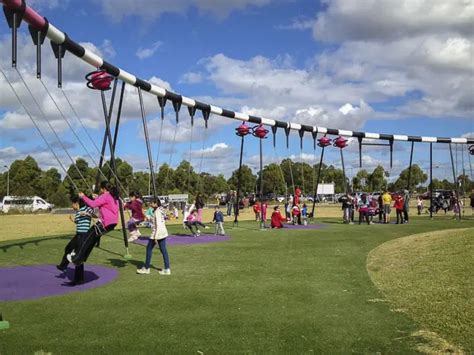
[57,196,94,285]
[301,204,308,225]
[137,199,170,275]
[417,196,424,215]
[358,194,370,225]
[253,201,261,221]
[124,192,145,242]
[143,203,155,228]
[70,182,119,267]
[173,205,179,219]
[291,204,300,225]
[261,201,268,224]
[212,206,225,236]
[185,210,208,237]
[271,206,286,229]
[394,194,405,224]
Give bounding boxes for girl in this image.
[137,199,170,275]
[417,196,424,215]
[185,210,208,237]
[69,181,119,266]
[291,204,300,225]
[195,193,205,222]
[125,192,145,242]
[253,201,261,221]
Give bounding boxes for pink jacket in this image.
[82,192,118,227]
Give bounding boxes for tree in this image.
[352,169,369,191]
[227,164,257,196]
[393,164,427,191]
[155,163,174,194]
[49,184,70,207]
[39,168,62,200]
[260,163,286,195]
[64,158,94,195]
[8,156,42,196]
[368,165,387,192]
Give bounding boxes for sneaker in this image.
[128,236,138,242]
[159,269,171,275]
[66,252,75,263]
[56,264,67,272]
[136,267,150,275]
[196,230,201,236]
[193,234,197,238]
[204,226,210,229]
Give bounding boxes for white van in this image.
[1,196,53,213]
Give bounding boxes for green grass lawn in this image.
[0,216,473,354]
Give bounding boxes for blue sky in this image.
[0,0,472,183]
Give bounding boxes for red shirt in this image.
[271,210,285,228]
[253,203,261,213]
[394,196,404,210]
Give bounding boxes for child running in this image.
[137,199,170,275]
[56,196,94,285]
[212,206,225,236]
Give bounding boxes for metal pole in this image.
[311,147,325,218]
[340,148,347,194]
[407,141,414,190]
[138,88,158,199]
[234,135,245,226]
[449,144,462,220]
[430,143,433,219]
[4,166,10,196]
[108,81,126,182]
[12,13,17,68]
[100,80,129,250]
[259,138,265,229]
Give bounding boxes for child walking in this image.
[57,196,94,285]
[125,192,145,242]
[137,199,171,275]
[212,206,225,236]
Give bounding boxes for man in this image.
[403,190,410,223]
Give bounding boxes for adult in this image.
[125,192,145,242]
[402,190,410,223]
[226,191,234,216]
[470,190,474,215]
[271,206,285,229]
[70,181,119,266]
[195,193,205,222]
[394,193,405,224]
[358,194,370,225]
[382,189,392,224]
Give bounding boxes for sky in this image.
[0,0,473,184]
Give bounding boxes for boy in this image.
[57,196,94,285]
[212,206,225,236]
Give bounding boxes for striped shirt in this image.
[74,206,94,233]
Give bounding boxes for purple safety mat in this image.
[0,264,118,302]
[133,234,231,246]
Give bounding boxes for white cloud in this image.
[180,72,203,84]
[136,41,163,60]
[275,16,314,31]
[100,39,116,59]
[313,0,473,42]
[189,143,233,159]
[97,0,273,22]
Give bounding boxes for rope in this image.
[154,118,164,175]
[274,147,287,196]
[187,122,194,192]
[14,68,91,191]
[1,69,79,192]
[59,88,128,195]
[163,122,178,191]
[288,158,295,194]
[198,126,209,174]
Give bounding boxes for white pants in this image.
[215,222,225,235]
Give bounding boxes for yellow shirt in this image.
[382,193,392,204]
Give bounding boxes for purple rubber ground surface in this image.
[134,234,230,246]
[0,264,118,302]
[280,224,326,230]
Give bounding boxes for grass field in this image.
[0,213,473,353]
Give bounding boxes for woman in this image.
[195,193,205,222]
[69,181,119,266]
[137,199,170,275]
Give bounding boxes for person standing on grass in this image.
[56,196,94,285]
[212,206,225,236]
[394,193,405,224]
[382,189,392,224]
[253,200,261,221]
[261,200,268,225]
[470,190,474,215]
[403,190,410,223]
[358,194,370,225]
[301,203,308,225]
[137,199,170,275]
[377,194,384,222]
[69,181,119,268]
[417,196,424,215]
[124,192,145,242]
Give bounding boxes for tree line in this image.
[0,156,472,207]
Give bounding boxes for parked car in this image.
[1,196,53,213]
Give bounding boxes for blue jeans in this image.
[145,238,170,269]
